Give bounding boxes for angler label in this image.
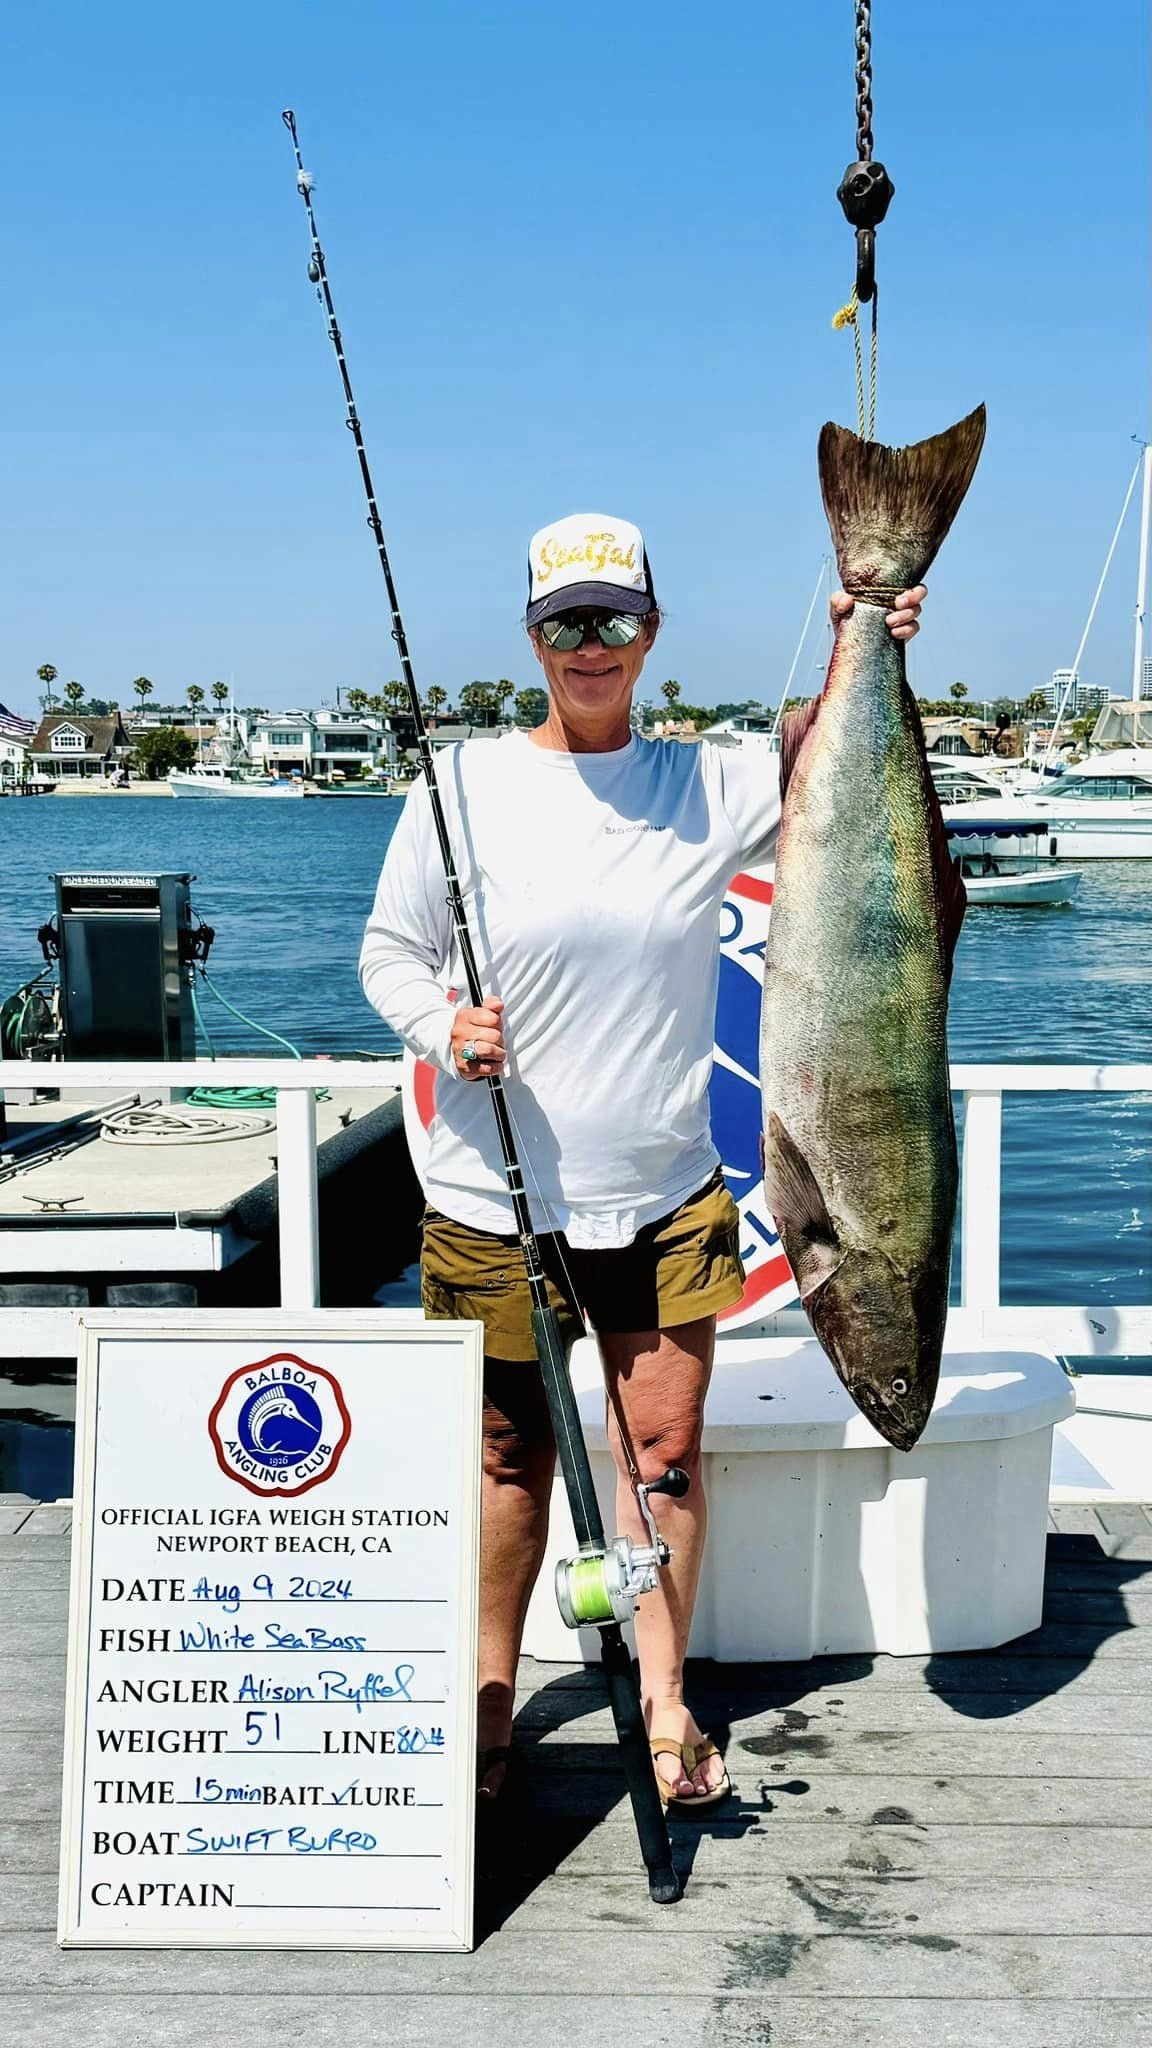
[59,1313,482,1951]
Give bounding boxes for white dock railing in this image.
[1,1060,1149,1347]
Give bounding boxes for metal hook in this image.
[855,227,875,304]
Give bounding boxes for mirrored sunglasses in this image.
[537,610,644,652]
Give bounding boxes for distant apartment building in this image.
[1142,656,1152,700]
[1045,669,1079,714]
[1075,684,1111,715]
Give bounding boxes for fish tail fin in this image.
[818,405,986,592]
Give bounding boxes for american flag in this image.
[0,702,36,741]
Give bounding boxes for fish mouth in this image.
[804,1249,941,1452]
[832,1363,926,1452]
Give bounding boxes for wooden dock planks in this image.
[1,1500,1150,2046]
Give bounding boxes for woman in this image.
[360,513,924,1807]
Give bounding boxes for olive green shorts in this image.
[420,1169,745,1362]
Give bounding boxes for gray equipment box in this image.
[53,871,195,1059]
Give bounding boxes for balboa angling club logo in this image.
[208,1354,351,1498]
[401,866,799,1331]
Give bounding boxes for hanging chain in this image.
[854,0,874,161]
[833,0,889,438]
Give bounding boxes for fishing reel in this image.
[554,1467,690,1629]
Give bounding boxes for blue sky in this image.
[6,1,1148,714]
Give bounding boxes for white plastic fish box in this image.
[522,1336,1076,1663]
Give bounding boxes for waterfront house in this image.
[29,713,131,782]
[0,703,34,785]
[426,722,506,750]
[0,735,31,785]
[248,709,391,781]
[920,715,1011,756]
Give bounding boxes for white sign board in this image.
[59,1311,482,1950]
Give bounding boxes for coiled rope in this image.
[89,971,327,1141]
[101,1104,273,1145]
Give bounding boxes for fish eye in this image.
[891,1378,908,1395]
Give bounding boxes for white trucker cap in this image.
[525,512,656,627]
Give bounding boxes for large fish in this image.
[760,406,986,1451]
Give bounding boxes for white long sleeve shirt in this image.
[359,731,780,1247]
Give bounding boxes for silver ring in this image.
[460,1040,479,1066]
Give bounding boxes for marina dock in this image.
[3,1498,1150,2044]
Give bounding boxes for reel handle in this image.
[645,1466,690,1500]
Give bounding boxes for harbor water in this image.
[0,792,1148,1496]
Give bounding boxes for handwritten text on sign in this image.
[59,1316,482,1950]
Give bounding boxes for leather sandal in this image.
[649,1734,731,1813]
[476,1744,514,1803]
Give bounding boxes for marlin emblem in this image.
[247,1385,320,1454]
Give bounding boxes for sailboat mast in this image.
[1130,440,1151,704]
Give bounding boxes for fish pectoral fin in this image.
[904,684,968,977]
[778,699,823,802]
[764,1113,843,1296]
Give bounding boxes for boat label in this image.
[59,1313,483,1951]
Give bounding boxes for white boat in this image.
[960,865,1083,905]
[699,714,780,752]
[168,764,304,799]
[948,818,1083,903]
[938,749,1152,858]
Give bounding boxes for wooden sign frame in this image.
[58,1310,482,1950]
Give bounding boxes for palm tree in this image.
[460,682,495,726]
[346,688,369,715]
[366,694,387,716]
[133,676,154,720]
[37,663,58,712]
[64,681,84,712]
[1024,690,1047,721]
[211,681,229,712]
[514,687,547,727]
[949,680,969,705]
[661,680,682,717]
[383,681,407,715]
[425,686,447,724]
[492,679,514,724]
[187,684,206,762]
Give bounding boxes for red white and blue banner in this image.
[708,866,798,1325]
[401,863,798,1326]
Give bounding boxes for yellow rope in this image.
[831,287,876,440]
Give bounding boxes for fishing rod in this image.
[280,109,683,1905]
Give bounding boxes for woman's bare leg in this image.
[598,1316,724,1798]
[476,1361,556,1799]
